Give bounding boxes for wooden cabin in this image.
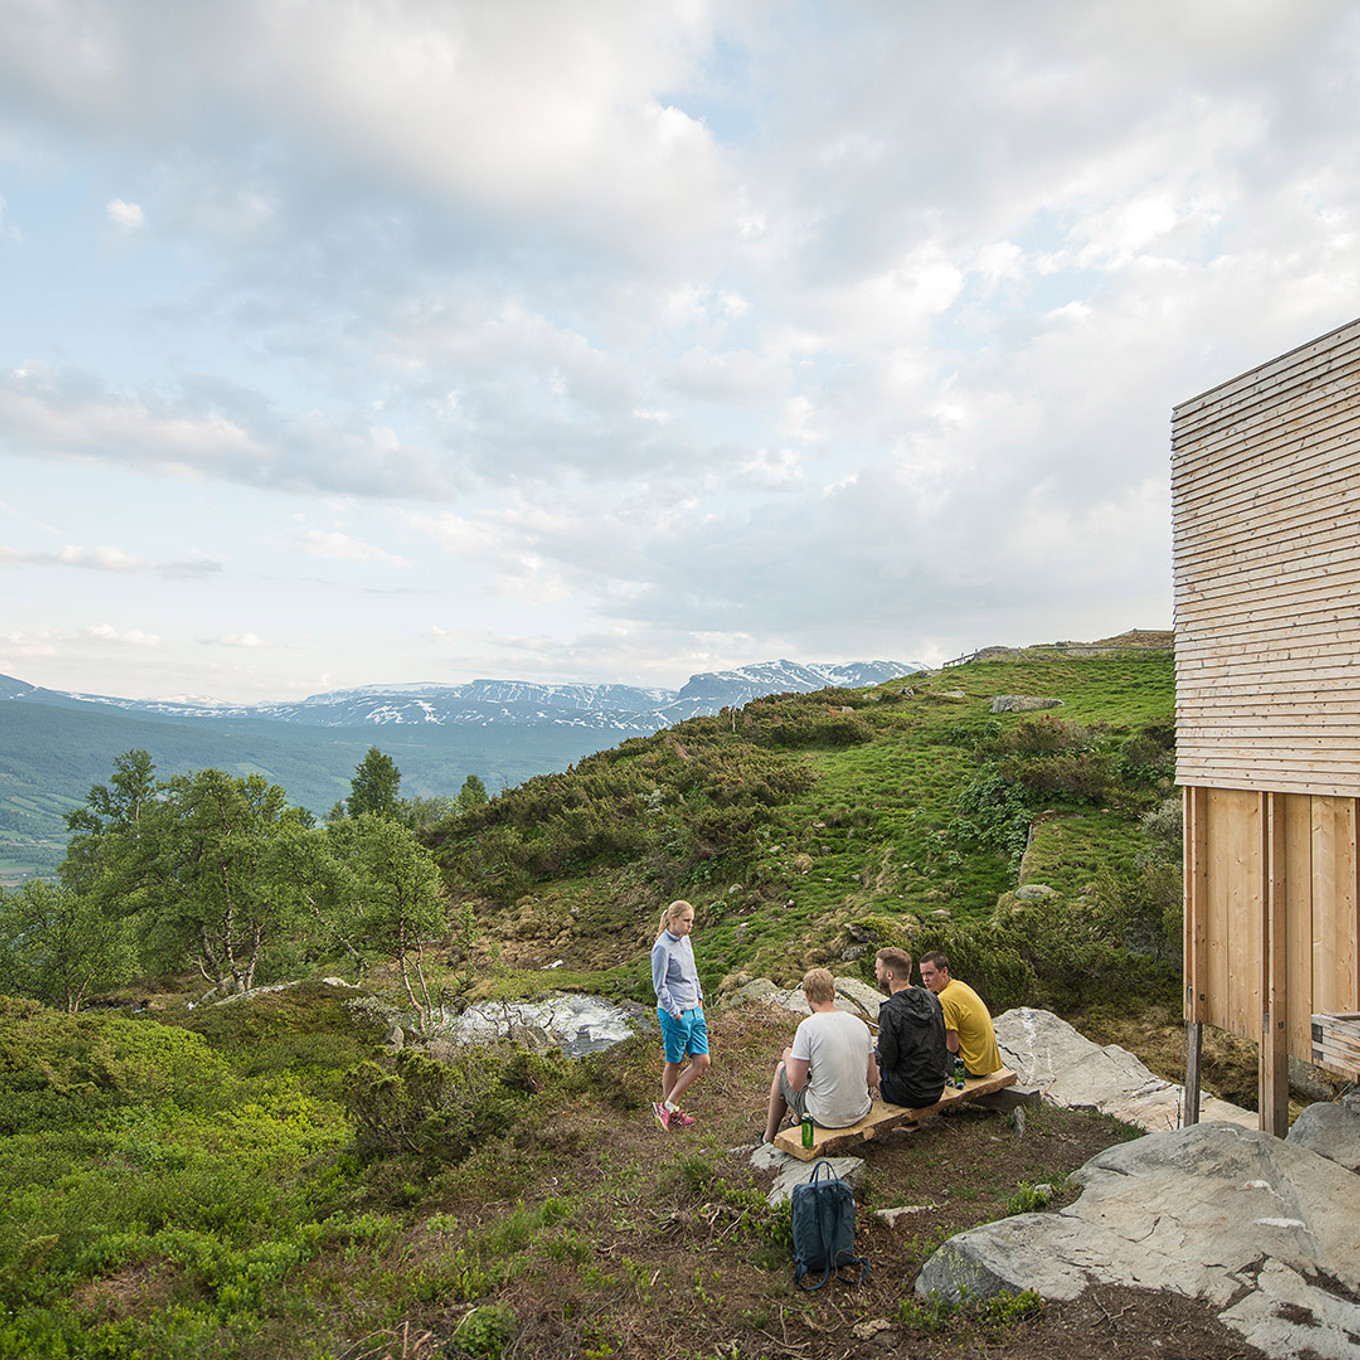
[1172,316,1360,1137]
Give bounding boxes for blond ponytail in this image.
[659,899,694,934]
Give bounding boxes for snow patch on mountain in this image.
[0,660,922,733]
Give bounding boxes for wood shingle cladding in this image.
[1173,317,1360,1132]
[1173,316,1360,796]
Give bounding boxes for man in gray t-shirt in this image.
[763,968,877,1143]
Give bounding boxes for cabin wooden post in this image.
[1183,784,1209,1125]
[1261,793,1289,1136]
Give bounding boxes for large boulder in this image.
[989,695,1064,713]
[916,1121,1360,1360]
[994,1007,1254,1132]
[1286,1093,1360,1172]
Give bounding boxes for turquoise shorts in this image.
[657,1006,709,1064]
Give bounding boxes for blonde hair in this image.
[802,968,836,1006]
[659,899,695,934]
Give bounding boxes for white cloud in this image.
[0,541,222,578]
[0,195,20,245]
[298,530,411,568]
[205,632,267,648]
[0,628,59,659]
[81,624,161,647]
[105,198,144,231]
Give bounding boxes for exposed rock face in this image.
[994,1006,1255,1133]
[1286,1093,1360,1172]
[915,1122,1360,1360]
[446,993,650,1058]
[989,695,1064,713]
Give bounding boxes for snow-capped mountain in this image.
[5,660,922,732]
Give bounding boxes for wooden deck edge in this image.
[773,1069,1018,1161]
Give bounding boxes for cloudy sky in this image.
[1,1,1357,702]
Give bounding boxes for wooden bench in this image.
[773,1069,1018,1161]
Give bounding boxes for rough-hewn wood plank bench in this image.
[773,1069,1018,1161]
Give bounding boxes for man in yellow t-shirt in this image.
[918,951,1002,1077]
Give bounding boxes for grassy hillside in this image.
[3,645,1244,1360]
[427,648,1181,1018]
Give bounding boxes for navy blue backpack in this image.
[790,1160,870,1290]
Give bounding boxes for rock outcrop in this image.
[446,992,650,1058]
[994,1006,1255,1132]
[916,1121,1360,1360]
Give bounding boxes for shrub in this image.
[342,1046,536,1161]
[452,1303,516,1358]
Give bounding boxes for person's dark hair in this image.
[919,950,951,974]
[875,947,914,979]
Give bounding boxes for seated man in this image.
[874,947,948,1107]
[764,968,878,1144]
[918,950,1003,1077]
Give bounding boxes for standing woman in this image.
[650,899,711,1131]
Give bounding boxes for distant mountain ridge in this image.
[2,659,920,732]
[0,659,922,877]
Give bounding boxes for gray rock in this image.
[845,922,884,944]
[875,1204,935,1226]
[841,944,868,962]
[989,696,1065,713]
[729,977,785,1007]
[506,1022,558,1057]
[762,1152,867,1207]
[994,1006,1254,1133]
[384,1023,405,1049]
[1289,1053,1340,1103]
[729,975,885,1022]
[833,976,886,1020]
[1013,884,1057,901]
[915,1122,1360,1360]
[1286,1099,1360,1172]
[446,992,648,1058]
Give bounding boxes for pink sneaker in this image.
[652,1101,671,1132]
[669,1109,696,1127]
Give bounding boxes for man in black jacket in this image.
[873,947,949,1108]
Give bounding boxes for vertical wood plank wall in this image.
[1174,316,1360,1132]
[1183,787,1360,1053]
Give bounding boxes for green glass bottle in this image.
[801,1114,815,1149]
